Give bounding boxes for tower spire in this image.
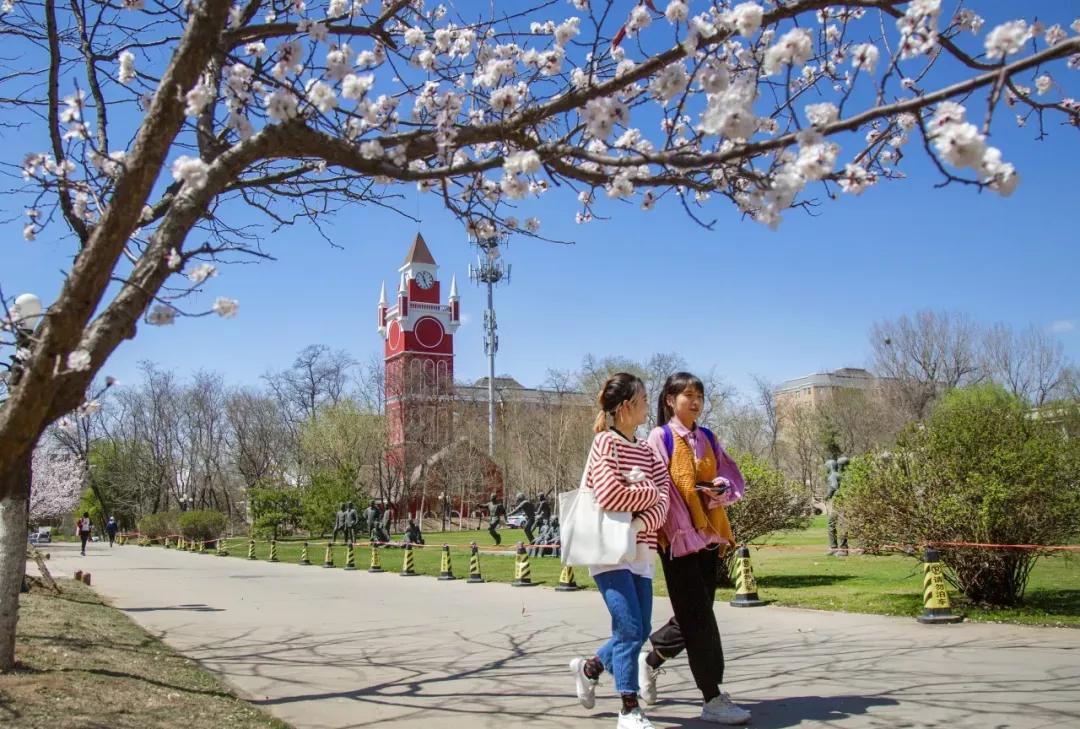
[402,232,436,267]
[448,274,459,300]
[378,281,387,305]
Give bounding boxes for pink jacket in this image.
[646,420,746,558]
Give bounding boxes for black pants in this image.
[107,532,116,546]
[523,517,536,544]
[488,520,501,545]
[79,531,90,554]
[650,548,725,699]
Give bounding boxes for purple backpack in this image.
[660,424,746,499]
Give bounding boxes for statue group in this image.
[488,491,560,556]
[330,501,394,545]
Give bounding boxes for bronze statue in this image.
[486,494,505,545]
[330,503,348,544]
[344,501,359,543]
[404,519,425,545]
[508,492,537,543]
[825,457,850,555]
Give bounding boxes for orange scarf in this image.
[668,433,734,548]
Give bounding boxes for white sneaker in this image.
[569,657,597,709]
[638,652,661,705]
[617,707,655,729]
[701,692,751,724]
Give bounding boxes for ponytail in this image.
[592,410,608,434]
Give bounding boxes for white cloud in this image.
[1049,320,1075,334]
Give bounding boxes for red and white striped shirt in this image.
[586,430,671,549]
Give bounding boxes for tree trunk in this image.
[0,453,32,672]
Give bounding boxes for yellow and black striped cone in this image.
[299,542,311,565]
[466,543,484,583]
[512,542,534,587]
[730,546,767,607]
[344,542,357,570]
[199,540,207,554]
[556,564,580,592]
[323,543,335,568]
[247,538,257,560]
[400,543,417,576]
[438,544,456,580]
[917,548,963,624]
[369,542,385,573]
[216,539,227,556]
[268,539,279,562]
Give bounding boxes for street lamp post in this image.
[7,293,43,389]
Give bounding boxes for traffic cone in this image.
[556,564,580,592]
[438,544,456,580]
[299,541,311,565]
[198,540,206,555]
[369,543,385,573]
[512,542,533,587]
[917,548,964,624]
[344,542,357,570]
[268,539,279,562]
[323,543,335,568]
[216,539,227,556]
[730,546,767,607]
[247,538,256,560]
[161,536,168,548]
[400,543,417,576]
[466,543,484,583]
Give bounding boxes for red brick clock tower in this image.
[378,233,460,475]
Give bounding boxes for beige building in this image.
[774,367,880,416]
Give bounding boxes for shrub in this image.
[248,484,303,539]
[301,468,361,537]
[841,385,1080,606]
[718,450,814,584]
[137,511,181,540]
[178,510,227,542]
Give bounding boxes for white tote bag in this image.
[559,449,637,567]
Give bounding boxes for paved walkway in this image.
[33,542,1080,729]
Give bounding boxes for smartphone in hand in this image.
[695,481,728,494]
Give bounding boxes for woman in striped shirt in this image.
[570,373,670,729]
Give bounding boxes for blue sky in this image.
[4,2,1078,399]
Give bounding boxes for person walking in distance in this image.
[105,516,118,547]
[76,512,93,556]
[638,372,751,725]
[569,373,670,729]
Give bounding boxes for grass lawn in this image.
[1,580,289,728]
[175,517,1080,627]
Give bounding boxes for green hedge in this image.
[136,511,181,540]
[178,510,227,542]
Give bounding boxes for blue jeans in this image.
[594,569,653,694]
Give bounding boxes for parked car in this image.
[506,514,527,528]
[28,527,52,545]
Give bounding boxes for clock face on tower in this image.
[415,271,435,289]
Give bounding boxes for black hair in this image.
[656,371,705,426]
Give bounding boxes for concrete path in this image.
[34,542,1080,729]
